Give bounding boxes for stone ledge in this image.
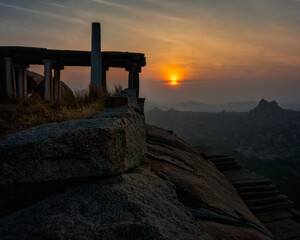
[0,106,146,184]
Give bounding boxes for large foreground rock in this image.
[0,167,211,240]
[0,117,275,239]
[0,106,146,184]
[146,125,273,239]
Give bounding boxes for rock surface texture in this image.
[203,153,300,240]
[0,119,274,239]
[0,106,146,184]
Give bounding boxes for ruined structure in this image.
[0,22,146,101]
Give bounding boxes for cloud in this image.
[35,0,68,9]
[0,1,85,24]
[91,0,130,9]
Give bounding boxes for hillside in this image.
[146,99,300,160]
[144,100,300,112]
[146,99,300,209]
[0,99,278,239]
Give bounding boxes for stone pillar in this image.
[53,65,62,101]
[44,60,53,101]
[127,64,140,97]
[4,57,16,99]
[90,22,102,87]
[15,64,27,100]
[102,66,109,89]
[0,61,5,100]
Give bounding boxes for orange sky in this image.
[1,0,300,103]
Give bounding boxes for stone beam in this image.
[90,22,102,87]
[44,60,53,101]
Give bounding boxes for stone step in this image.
[239,189,280,199]
[236,184,277,193]
[213,160,238,167]
[209,157,235,163]
[216,164,242,171]
[226,175,266,183]
[288,208,300,223]
[205,154,230,160]
[250,200,294,213]
[245,194,288,207]
[232,178,271,188]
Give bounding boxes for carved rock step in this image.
[255,210,294,223]
[232,178,271,188]
[236,184,277,193]
[245,194,288,207]
[205,154,229,160]
[223,170,264,181]
[250,200,294,213]
[239,189,280,199]
[209,157,235,163]
[213,160,238,167]
[288,208,300,223]
[215,165,242,171]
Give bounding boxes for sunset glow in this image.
[0,0,299,103]
[169,80,179,86]
[161,66,186,87]
[168,75,180,86]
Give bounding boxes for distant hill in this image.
[145,100,300,112]
[146,99,300,160]
[146,99,300,208]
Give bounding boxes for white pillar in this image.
[16,65,27,100]
[4,57,15,99]
[23,67,27,99]
[44,60,53,101]
[54,66,61,101]
[127,64,140,97]
[90,22,102,87]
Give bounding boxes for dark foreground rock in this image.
[0,167,211,240]
[0,106,146,216]
[0,121,274,239]
[146,125,273,240]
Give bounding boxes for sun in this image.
[161,65,185,86]
[169,75,179,85]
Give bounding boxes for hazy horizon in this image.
[1,0,299,104]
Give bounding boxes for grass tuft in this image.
[0,86,113,141]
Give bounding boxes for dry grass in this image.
[0,85,122,141]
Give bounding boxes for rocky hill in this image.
[145,99,300,211]
[146,99,300,161]
[0,98,279,239]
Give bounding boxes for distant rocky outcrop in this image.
[146,99,300,160]
[250,99,284,116]
[0,69,74,100]
[26,69,74,99]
